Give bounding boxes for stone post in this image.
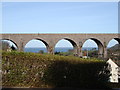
[73,46,78,56]
[18,41,24,52]
[98,46,104,58]
[48,46,54,54]
[104,47,107,59]
[78,42,83,57]
[103,42,107,59]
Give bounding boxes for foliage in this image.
[55,49,74,56]
[88,50,98,58]
[55,51,74,56]
[107,82,120,88]
[38,50,44,54]
[0,41,17,51]
[11,45,17,51]
[43,60,110,88]
[0,41,10,51]
[2,51,110,88]
[107,49,120,66]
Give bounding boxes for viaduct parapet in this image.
[1,33,120,58]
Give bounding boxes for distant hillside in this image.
[108,44,120,51]
[107,44,120,66]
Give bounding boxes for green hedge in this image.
[2,51,110,88]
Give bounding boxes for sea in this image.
[24,47,98,53]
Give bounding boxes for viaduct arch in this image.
[82,38,104,58]
[1,38,18,49]
[54,38,78,55]
[24,38,49,53]
[1,33,120,58]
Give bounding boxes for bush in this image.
[43,60,110,88]
[2,51,110,88]
[0,41,10,51]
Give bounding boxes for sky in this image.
[1,2,119,47]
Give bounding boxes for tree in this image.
[92,48,97,51]
[0,41,10,51]
[11,45,17,50]
[39,50,44,54]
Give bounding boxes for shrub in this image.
[2,51,110,88]
[43,60,110,88]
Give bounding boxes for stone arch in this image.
[54,38,78,56]
[24,38,49,53]
[106,38,120,46]
[82,38,104,58]
[1,38,18,49]
[106,38,120,61]
[107,38,120,47]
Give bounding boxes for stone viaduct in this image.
[0,33,120,58]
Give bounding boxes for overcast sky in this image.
[1,2,118,47]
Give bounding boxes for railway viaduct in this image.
[0,33,120,58]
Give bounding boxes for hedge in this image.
[2,51,110,89]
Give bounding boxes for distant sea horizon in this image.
[24,47,98,53]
